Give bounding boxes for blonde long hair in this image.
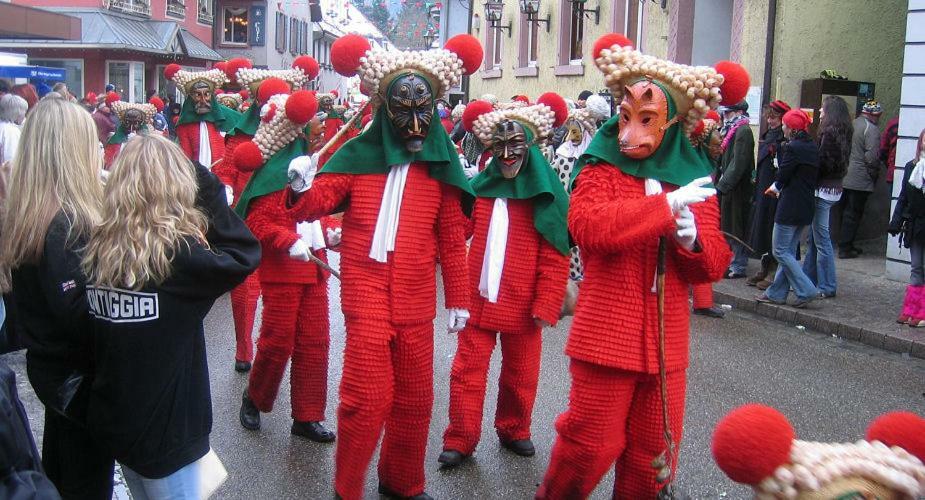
[83,134,208,290]
[0,98,103,291]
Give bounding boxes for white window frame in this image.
[197,0,214,25]
[492,26,503,69]
[27,58,85,97]
[222,6,249,46]
[568,1,584,65]
[527,18,538,66]
[165,0,185,19]
[105,60,146,103]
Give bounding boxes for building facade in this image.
[213,0,312,70]
[0,0,222,101]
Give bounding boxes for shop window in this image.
[106,61,145,103]
[276,12,287,53]
[223,7,249,45]
[29,59,84,98]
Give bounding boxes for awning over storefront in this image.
[0,8,222,62]
[0,65,66,80]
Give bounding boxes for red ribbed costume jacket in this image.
[103,143,121,170]
[245,190,334,285]
[176,121,225,167]
[566,164,731,374]
[467,198,569,333]
[287,162,469,327]
[213,133,254,197]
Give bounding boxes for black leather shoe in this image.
[500,438,535,457]
[377,483,433,499]
[239,390,260,430]
[234,360,251,373]
[437,449,467,468]
[839,249,859,259]
[693,306,725,318]
[291,421,335,443]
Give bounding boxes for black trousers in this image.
[839,188,871,250]
[42,410,114,500]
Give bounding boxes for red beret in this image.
[782,109,810,131]
[768,100,791,115]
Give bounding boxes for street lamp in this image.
[423,28,437,48]
[567,0,600,25]
[483,0,512,37]
[519,0,549,32]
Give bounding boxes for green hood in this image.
[571,82,714,190]
[234,139,308,218]
[108,123,149,145]
[228,103,261,137]
[319,106,474,196]
[469,128,570,255]
[176,96,241,133]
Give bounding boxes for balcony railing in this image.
[107,0,151,16]
[166,0,186,18]
[197,0,213,24]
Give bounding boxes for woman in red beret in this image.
[757,109,821,308]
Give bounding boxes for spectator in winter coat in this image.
[757,109,820,308]
[890,128,925,327]
[839,100,883,258]
[81,134,260,498]
[717,100,755,278]
[802,96,853,298]
[0,98,114,499]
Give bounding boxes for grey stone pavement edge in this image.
[3,252,925,499]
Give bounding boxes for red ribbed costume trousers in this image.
[537,359,687,500]
[691,282,714,309]
[334,316,434,500]
[231,272,261,363]
[246,282,329,422]
[443,325,542,455]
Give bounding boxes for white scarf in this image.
[369,163,410,262]
[645,179,663,293]
[909,156,925,192]
[478,198,509,303]
[555,132,592,160]
[198,121,211,169]
[296,221,327,251]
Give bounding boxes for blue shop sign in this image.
[0,65,66,81]
[250,5,266,47]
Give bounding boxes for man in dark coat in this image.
[718,101,756,278]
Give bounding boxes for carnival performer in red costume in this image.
[438,94,571,467]
[214,57,319,372]
[228,84,340,442]
[712,405,925,498]
[284,33,483,500]
[536,34,747,499]
[165,64,240,168]
[103,100,156,169]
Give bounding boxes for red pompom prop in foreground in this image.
[233,141,265,171]
[105,91,121,105]
[148,96,165,112]
[593,33,633,59]
[85,92,98,104]
[285,90,319,124]
[712,404,795,485]
[213,61,227,74]
[867,411,925,462]
[164,63,181,81]
[224,57,254,83]
[257,77,292,105]
[462,100,494,132]
[537,92,568,128]
[331,34,371,77]
[706,110,721,122]
[444,34,483,75]
[715,60,750,106]
[292,55,320,80]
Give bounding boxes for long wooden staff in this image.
[653,236,677,499]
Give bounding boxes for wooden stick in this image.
[305,251,341,280]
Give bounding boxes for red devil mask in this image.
[618,80,670,160]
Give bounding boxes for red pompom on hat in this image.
[148,96,165,112]
[257,77,292,105]
[712,404,795,485]
[782,109,811,131]
[233,141,265,172]
[292,55,320,80]
[512,95,530,105]
[105,91,121,106]
[330,90,338,98]
[224,57,254,83]
[693,120,706,138]
[593,33,634,59]
[214,61,227,74]
[239,89,250,101]
[715,60,750,106]
[867,411,925,462]
[286,90,319,124]
[706,110,721,122]
[331,34,371,77]
[164,63,182,81]
[444,34,483,75]
[462,100,494,132]
[85,92,98,104]
[537,92,568,128]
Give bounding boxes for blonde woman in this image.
[82,134,259,498]
[0,98,114,499]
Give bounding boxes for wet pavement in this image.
[5,253,925,499]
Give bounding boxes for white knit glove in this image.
[224,185,234,206]
[674,207,697,251]
[460,154,478,179]
[326,227,342,247]
[288,155,317,193]
[447,308,470,333]
[288,239,311,262]
[665,176,715,214]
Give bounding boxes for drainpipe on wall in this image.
[760,0,777,135]
[463,0,473,102]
